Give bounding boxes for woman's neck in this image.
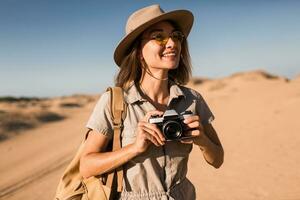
[139,70,169,106]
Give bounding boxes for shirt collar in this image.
[124,81,186,105]
[124,82,145,104]
[169,80,186,100]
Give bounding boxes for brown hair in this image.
[115,40,143,90]
[115,24,192,90]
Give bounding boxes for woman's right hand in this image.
[132,110,166,154]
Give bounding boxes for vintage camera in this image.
[148,109,194,141]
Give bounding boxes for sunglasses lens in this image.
[171,31,184,42]
[151,31,184,46]
[152,33,168,45]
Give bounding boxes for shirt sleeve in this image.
[86,91,114,138]
[194,91,215,125]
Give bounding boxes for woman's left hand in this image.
[180,115,206,145]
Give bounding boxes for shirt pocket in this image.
[166,141,193,158]
[121,126,137,147]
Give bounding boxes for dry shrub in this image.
[0,112,36,141]
[59,103,82,108]
[209,81,227,91]
[0,94,97,141]
[0,96,43,103]
[59,94,97,108]
[35,111,65,122]
[0,110,65,141]
[191,77,210,85]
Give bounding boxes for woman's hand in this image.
[181,115,224,168]
[132,110,166,154]
[181,115,207,145]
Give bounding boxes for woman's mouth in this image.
[161,51,177,59]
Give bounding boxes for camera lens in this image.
[162,121,182,140]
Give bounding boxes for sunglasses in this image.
[145,30,185,46]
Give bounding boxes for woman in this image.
[80,4,224,200]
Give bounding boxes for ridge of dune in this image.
[188,70,294,98]
[190,69,290,85]
[293,73,300,82]
[228,69,285,80]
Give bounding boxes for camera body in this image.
[148,109,193,141]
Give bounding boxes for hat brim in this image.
[114,10,194,67]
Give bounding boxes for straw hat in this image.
[113,4,194,67]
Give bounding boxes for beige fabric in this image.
[86,82,214,200]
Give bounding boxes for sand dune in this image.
[0,70,299,199]
[188,70,300,199]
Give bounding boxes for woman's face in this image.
[140,21,182,71]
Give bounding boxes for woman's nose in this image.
[165,37,177,49]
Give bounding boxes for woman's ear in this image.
[138,50,144,61]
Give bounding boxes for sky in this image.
[0,0,299,97]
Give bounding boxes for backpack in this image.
[54,87,127,200]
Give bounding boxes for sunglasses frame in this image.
[143,30,185,46]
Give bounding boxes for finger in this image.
[142,125,165,145]
[137,125,158,146]
[144,132,161,146]
[183,115,200,124]
[184,129,201,138]
[142,110,164,122]
[138,122,164,145]
[180,139,193,144]
[184,120,200,129]
[140,122,165,142]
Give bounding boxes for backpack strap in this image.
[106,86,126,192]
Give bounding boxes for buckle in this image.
[113,123,123,129]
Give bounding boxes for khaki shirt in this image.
[86,82,214,200]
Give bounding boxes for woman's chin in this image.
[160,60,179,69]
[165,63,179,69]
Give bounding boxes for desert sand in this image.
[0,70,299,200]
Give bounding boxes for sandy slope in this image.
[0,107,92,199]
[1,71,300,200]
[188,71,300,199]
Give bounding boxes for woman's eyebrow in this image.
[148,28,163,34]
[148,28,177,34]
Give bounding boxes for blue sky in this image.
[0,0,299,97]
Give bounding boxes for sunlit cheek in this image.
[143,43,158,55]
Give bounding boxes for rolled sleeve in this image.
[86,91,114,138]
[195,92,215,125]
